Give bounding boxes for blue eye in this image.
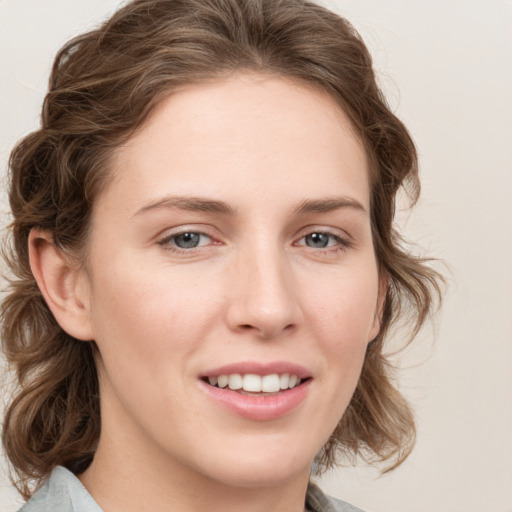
[161,232,212,250]
[173,232,201,248]
[302,232,341,249]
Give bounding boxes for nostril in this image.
[235,322,297,339]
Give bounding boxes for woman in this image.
[1,0,441,511]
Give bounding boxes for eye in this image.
[294,230,352,256]
[298,232,344,249]
[303,232,333,248]
[159,231,213,250]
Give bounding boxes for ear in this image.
[28,228,94,341]
[368,273,389,342]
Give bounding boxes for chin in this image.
[187,436,316,489]
[208,459,311,489]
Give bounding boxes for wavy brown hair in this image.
[2,0,442,499]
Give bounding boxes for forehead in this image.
[105,73,369,212]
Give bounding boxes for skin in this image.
[30,73,385,512]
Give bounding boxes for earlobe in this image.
[28,229,94,341]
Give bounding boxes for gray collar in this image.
[20,466,365,512]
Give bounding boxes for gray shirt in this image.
[19,466,365,512]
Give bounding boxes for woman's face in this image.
[79,74,384,487]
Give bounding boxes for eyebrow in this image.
[133,195,237,217]
[132,195,367,218]
[293,197,367,215]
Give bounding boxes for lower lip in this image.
[198,379,311,421]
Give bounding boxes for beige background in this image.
[1,1,511,511]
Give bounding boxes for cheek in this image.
[305,264,380,340]
[87,258,225,374]
[302,263,379,385]
[86,265,219,426]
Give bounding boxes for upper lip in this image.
[199,361,312,380]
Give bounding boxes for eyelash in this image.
[157,229,352,255]
[157,230,215,253]
[294,232,352,254]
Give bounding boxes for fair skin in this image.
[29,73,385,512]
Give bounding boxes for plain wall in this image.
[1,1,511,511]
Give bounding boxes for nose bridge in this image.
[227,235,302,339]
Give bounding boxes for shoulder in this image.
[306,481,367,512]
[18,466,102,512]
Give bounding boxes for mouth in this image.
[198,364,312,421]
[201,373,308,396]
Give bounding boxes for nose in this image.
[225,245,303,340]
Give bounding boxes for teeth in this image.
[288,375,298,389]
[261,374,280,392]
[207,373,303,392]
[228,374,242,390]
[243,374,262,392]
[217,375,228,388]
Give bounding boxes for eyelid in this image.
[156,225,221,252]
[294,225,352,242]
[295,233,344,246]
[292,226,354,254]
[156,224,218,240]
[154,224,354,254]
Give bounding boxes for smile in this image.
[205,373,303,394]
[199,363,312,421]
